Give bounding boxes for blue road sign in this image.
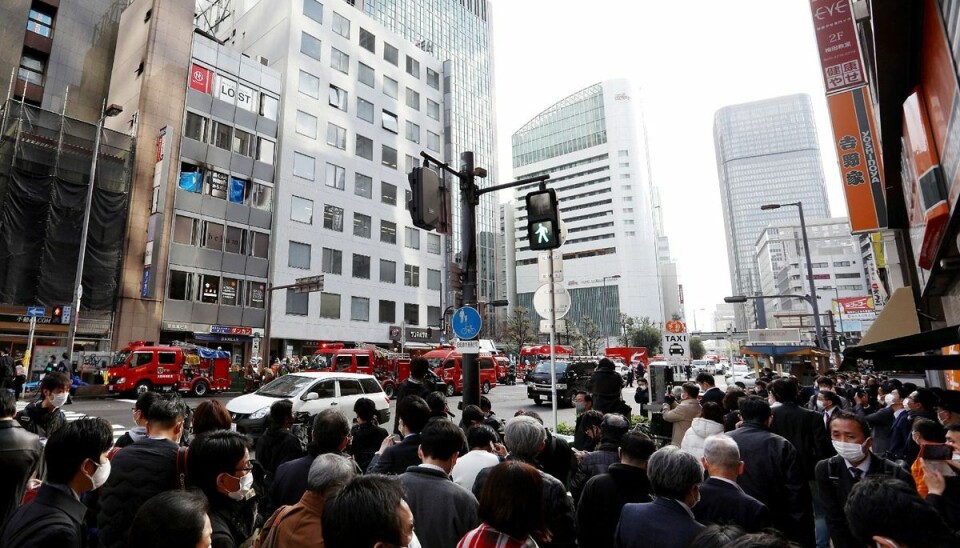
[451,306,482,340]
[26,306,45,318]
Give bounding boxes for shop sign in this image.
[162,322,192,332]
[832,296,877,320]
[249,283,265,307]
[189,64,213,94]
[808,0,866,94]
[211,325,253,336]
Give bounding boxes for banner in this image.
[832,296,877,320]
[189,64,213,94]
[808,0,866,94]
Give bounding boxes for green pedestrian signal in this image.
[526,189,561,250]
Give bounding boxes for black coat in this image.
[815,453,915,548]
[0,420,41,527]
[255,427,305,477]
[587,368,623,414]
[571,443,618,503]
[700,386,725,406]
[393,378,435,432]
[0,483,89,547]
[771,402,835,481]
[928,475,960,534]
[350,422,389,472]
[208,494,256,548]
[728,422,813,547]
[864,406,894,456]
[693,477,772,533]
[367,433,422,475]
[573,413,596,452]
[15,401,66,438]
[576,463,652,548]
[538,431,576,488]
[615,497,705,548]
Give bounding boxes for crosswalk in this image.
[15,401,128,443]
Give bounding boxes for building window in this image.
[355,173,372,198]
[206,171,229,200]
[202,221,224,251]
[352,254,371,279]
[381,182,397,205]
[378,300,395,323]
[257,138,276,164]
[323,204,344,231]
[355,135,373,160]
[379,260,396,283]
[325,163,345,190]
[351,297,369,321]
[173,215,200,246]
[427,233,441,255]
[405,121,420,144]
[296,110,318,138]
[405,88,420,110]
[404,303,419,325]
[835,272,862,279]
[330,48,350,74]
[304,0,323,23]
[301,32,322,61]
[224,226,246,254]
[381,110,399,133]
[247,282,266,309]
[288,241,311,269]
[290,196,313,224]
[184,112,207,142]
[211,121,232,150]
[357,97,374,122]
[327,123,347,149]
[221,278,242,306]
[250,231,269,258]
[384,42,398,65]
[404,264,420,287]
[168,271,193,301]
[353,213,371,238]
[427,68,440,90]
[26,9,53,37]
[833,261,853,267]
[360,28,376,53]
[406,56,420,78]
[426,131,440,152]
[199,275,220,304]
[383,76,398,99]
[380,220,397,244]
[232,129,254,157]
[427,269,441,290]
[251,183,273,211]
[18,53,45,86]
[382,145,398,169]
[428,306,441,327]
[293,152,315,180]
[286,290,309,316]
[320,293,341,319]
[332,11,350,38]
[405,227,420,249]
[358,62,375,87]
[260,94,279,120]
[322,248,342,274]
[329,85,348,110]
[299,70,320,98]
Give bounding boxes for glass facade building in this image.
[714,94,830,328]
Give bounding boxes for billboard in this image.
[832,296,877,320]
[808,0,866,94]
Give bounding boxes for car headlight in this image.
[556,383,567,390]
[249,406,270,420]
[527,382,535,387]
[116,377,126,384]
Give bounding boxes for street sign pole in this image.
[549,250,559,433]
[26,317,36,368]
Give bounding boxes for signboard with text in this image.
[808,0,866,94]
[662,331,689,367]
[189,64,213,94]
[832,296,877,320]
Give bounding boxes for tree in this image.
[619,315,662,355]
[502,306,536,356]
[671,312,683,321]
[690,337,706,360]
[572,316,603,355]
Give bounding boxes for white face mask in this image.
[902,397,912,409]
[88,460,111,490]
[226,472,254,501]
[816,400,825,410]
[51,392,68,408]
[884,393,895,406]
[952,453,960,462]
[833,440,866,462]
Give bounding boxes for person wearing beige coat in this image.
[661,383,703,446]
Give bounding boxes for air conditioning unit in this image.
[255,55,268,66]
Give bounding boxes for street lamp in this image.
[602,275,621,349]
[760,201,825,348]
[65,101,123,361]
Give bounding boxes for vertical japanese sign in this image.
[827,88,887,232]
[189,64,212,94]
[809,0,866,94]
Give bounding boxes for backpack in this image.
[253,505,297,548]
[176,447,189,489]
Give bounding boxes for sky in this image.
[490,0,848,330]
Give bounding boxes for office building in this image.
[511,80,663,346]
[652,186,682,321]
[714,94,830,329]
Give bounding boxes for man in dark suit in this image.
[694,433,772,532]
[816,411,915,548]
[696,373,724,405]
[367,395,431,474]
[885,387,913,463]
[615,446,705,548]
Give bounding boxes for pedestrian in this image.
[114,391,159,449]
[270,409,352,511]
[514,410,576,490]
[573,392,599,451]
[864,382,897,456]
[479,396,505,439]
[923,424,960,532]
[0,350,15,390]
[818,390,843,433]
[393,357,436,433]
[806,376,850,410]
[367,395,430,475]
[128,490,212,548]
[571,413,629,502]
[349,397,389,473]
[1,417,113,547]
[256,400,305,498]
[722,388,746,432]
[694,434,772,532]
[399,420,479,548]
[55,353,70,375]
[845,478,956,547]
[587,358,627,415]
[425,390,454,421]
[885,386,913,464]
[16,372,69,438]
[633,378,649,409]
[459,461,546,548]
[614,445,706,548]
[662,382,701,446]
[697,373,725,405]
[0,387,42,527]
[44,355,56,375]
[452,425,503,491]
[909,418,945,498]
[321,475,417,548]
[681,401,725,460]
[187,430,259,547]
[191,399,233,437]
[933,389,960,427]
[13,359,26,400]
[626,366,634,388]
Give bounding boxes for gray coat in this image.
[400,466,479,548]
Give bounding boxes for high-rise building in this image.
[511,80,662,346]
[714,94,830,329]
[651,186,682,321]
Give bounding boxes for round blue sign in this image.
[451,306,482,340]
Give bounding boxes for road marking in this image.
[16,401,128,443]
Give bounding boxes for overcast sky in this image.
[491,0,847,330]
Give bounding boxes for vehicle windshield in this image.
[111,351,130,368]
[256,375,315,398]
[534,361,568,375]
[426,358,444,369]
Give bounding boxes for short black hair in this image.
[134,391,160,414]
[913,418,946,443]
[479,395,492,412]
[45,417,113,484]
[580,409,603,431]
[681,382,700,399]
[269,399,294,426]
[322,475,408,548]
[738,396,771,423]
[397,395,430,434]
[129,490,209,548]
[620,431,656,462]
[695,373,715,386]
[419,419,465,460]
[1,389,15,417]
[312,409,351,455]
[576,392,594,403]
[187,430,251,499]
[466,424,499,449]
[353,397,377,422]
[830,410,872,438]
[700,402,725,424]
[40,372,69,394]
[425,391,448,416]
[146,395,189,429]
[409,357,429,379]
[688,524,747,548]
[845,478,956,547]
[913,387,938,410]
[461,404,485,426]
[819,390,842,407]
[598,358,615,369]
[816,376,835,388]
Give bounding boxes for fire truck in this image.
[422,347,498,397]
[312,344,412,398]
[107,341,232,397]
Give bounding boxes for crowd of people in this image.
[3,361,960,547]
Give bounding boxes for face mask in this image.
[902,398,912,409]
[952,453,960,462]
[51,392,68,408]
[575,402,586,414]
[226,472,254,501]
[816,400,825,410]
[884,394,895,406]
[87,460,111,490]
[833,440,866,462]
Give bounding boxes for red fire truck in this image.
[604,347,649,375]
[107,342,232,397]
[423,347,498,396]
[312,345,412,398]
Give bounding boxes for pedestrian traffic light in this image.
[526,189,561,250]
[408,166,447,232]
[52,306,62,323]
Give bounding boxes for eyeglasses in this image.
[235,464,254,474]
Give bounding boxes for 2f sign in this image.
[813,0,848,21]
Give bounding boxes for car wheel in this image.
[135,381,151,396]
[482,381,491,394]
[446,383,456,397]
[533,396,542,406]
[382,382,395,399]
[192,380,209,397]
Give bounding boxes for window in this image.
[380,220,397,244]
[250,232,270,258]
[247,282,266,308]
[382,145,397,169]
[353,213,371,238]
[286,290,309,316]
[360,28,376,53]
[404,264,420,287]
[291,196,313,224]
[330,48,349,74]
[299,70,320,98]
[380,260,396,283]
[381,110,399,133]
[211,121,232,149]
[427,269,441,290]
[329,85,348,110]
[168,271,192,300]
[332,12,350,38]
[427,68,440,90]
[293,152,315,180]
[405,88,420,110]
[404,303,419,325]
[288,241,311,269]
[355,135,373,160]
[304,0,323,23]
[225,226,246,254]
[296,110,317,138]
[383,76,398,99]
[322,248,342,274]
[18,53,45,85]
[202,222,224,250]
[221,278,242,306]
[184,112,207,141]
[257,138,276,164]
[355,173,372,198]
[252,183,273,211]
[320,293,341,319]
[379,300,395,323]
[199,275,220,304]
[428,306,441,327]
[384,42,399,65]
[323,204,344,231]
[406,56,420,78]
[173,216,200,245]
[427,233,441,255]
[352,254,371,279]
[228,176,248,205]
[381,182,397,205]
[835,273,862,279]
[327,123,347,149]
[27,9,53,37]
[351,297,369,321]
[301,32,322,61]
[833,261,853,267]
[358,62,375,87]
[357,97,374,122]
[405,227,420,249]
[206,171,228,199]
[427,99,440,120]
[325,163,346,190]
[427,131,439,152]
[405,154,419,173]
[260,94,279,120]
[232,129,254,156]
[405,121,420,143]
